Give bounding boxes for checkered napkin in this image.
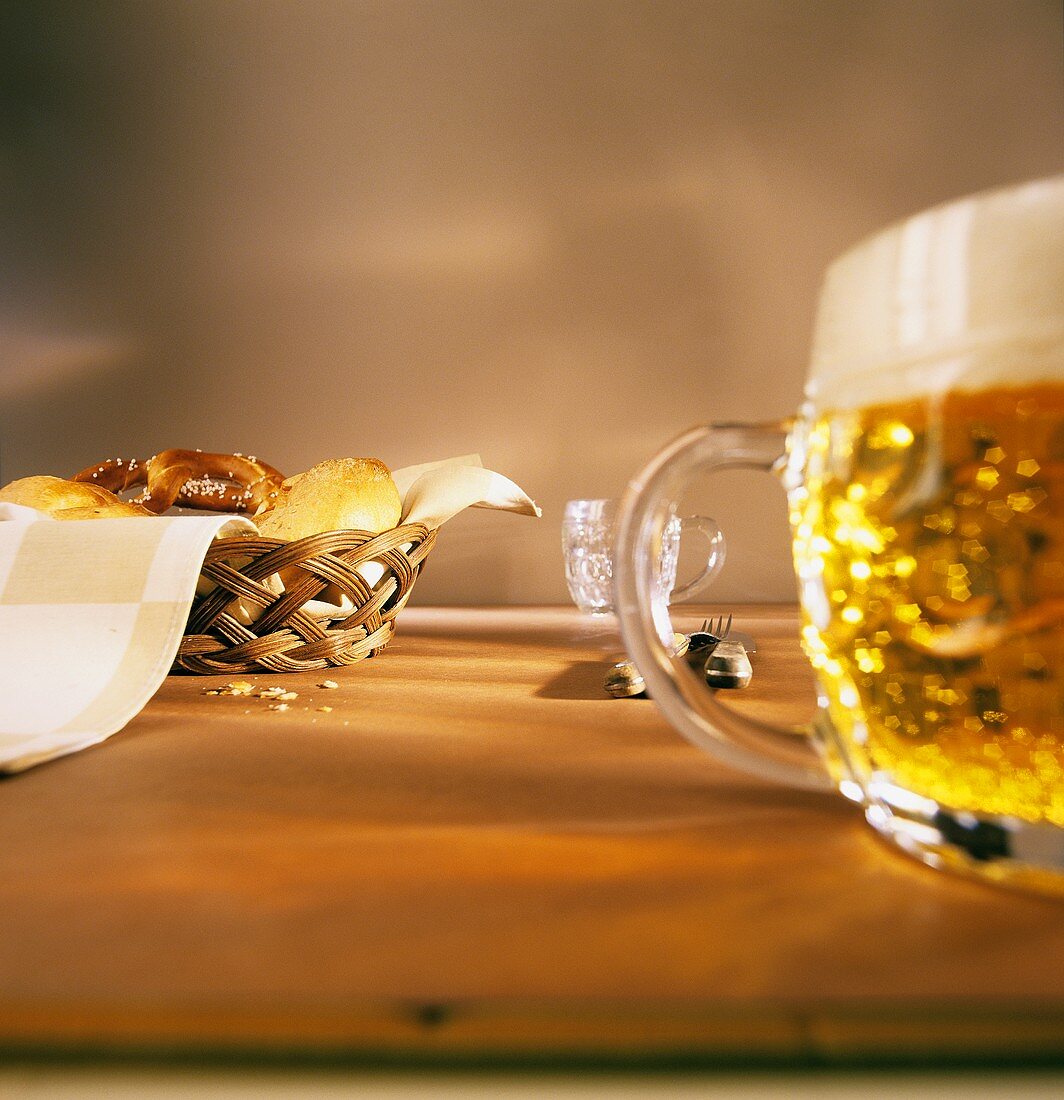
[0,504,255,773]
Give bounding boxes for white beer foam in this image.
[807,176,1064,411]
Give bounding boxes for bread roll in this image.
[255,458,401,540]
[0,476,153,520]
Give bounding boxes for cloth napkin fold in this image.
[395,453,542,528]
[0,505,255,773]
[0,455,539,773]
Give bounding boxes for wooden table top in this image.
[2,605,1062,1069]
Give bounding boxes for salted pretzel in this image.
[74,449,286,516]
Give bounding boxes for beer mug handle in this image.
[614,422,833,791]
[670,515,727,601]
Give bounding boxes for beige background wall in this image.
[1,0,1061,605]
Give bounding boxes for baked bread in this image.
[256,458,402,540]
[73,450,285,516]
[0,476,153,520]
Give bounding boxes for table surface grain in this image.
[2,606,1062,1068]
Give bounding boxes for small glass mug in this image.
[615,176,1064,893]
[562,499,724,616]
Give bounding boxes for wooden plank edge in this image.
[0,999,1061,1070]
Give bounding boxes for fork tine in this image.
[692,614,733,643]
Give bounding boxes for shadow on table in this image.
[536,661,616,702]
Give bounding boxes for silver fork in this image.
[604,614,741,699]
[683,613,732,666]
[686,612,754,688]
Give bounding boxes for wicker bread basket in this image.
[175,522,437,674]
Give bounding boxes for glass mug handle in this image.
[669,515,727,602]
[614,422,833,792]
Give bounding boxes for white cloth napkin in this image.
[395,454,542,528]
[0,455,539,772]
[0,505,255,773]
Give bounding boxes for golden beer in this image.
[792,382,1064,825]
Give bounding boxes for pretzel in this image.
[74,450,286,516]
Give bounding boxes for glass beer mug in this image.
[615,176,1064,892]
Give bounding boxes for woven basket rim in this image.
[207,518,433,545]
